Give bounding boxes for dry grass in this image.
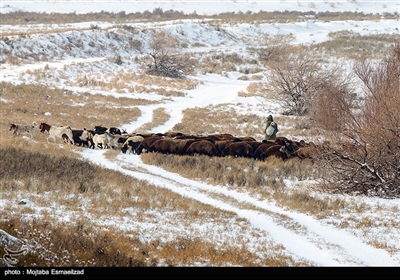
[171,106,264,137]
[1,80,314,266]
[0,77,325,266]
[197,52,262,75]
[4,217,293,267]
[0,82,143,131]
[2,70,398,265]
[1,143,310,266]
[140,152,331,214]
[2,13,399,265]
[2,9,396,27]
[313,32,400,59]
[139,151,400,255]
[170,105,319,141]
[137,107,170,132]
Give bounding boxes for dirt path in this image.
[80,149,398,266]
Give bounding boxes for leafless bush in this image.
[310,71,358,132]
[252,34,295,63]
[264,45,348,116]
[142,30,193,78]
[317,42,400,198]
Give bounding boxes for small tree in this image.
[264,45,347,116]
[317,42,400,198]
[143,30,191,78]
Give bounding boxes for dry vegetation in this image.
[140,153,323,206]
[0,79,321,267]
[2,72,398,265]
[0,82,142,130]
[1,9,399,267]
[0,143,310,267]
[1,9,397,26]
[316,32,400,60]
[1,79,314,266]
[21,62,200,96]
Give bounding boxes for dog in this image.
[9,122,38,139]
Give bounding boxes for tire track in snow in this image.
[80,149,398,266]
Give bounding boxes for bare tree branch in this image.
[142,30,191,78]
[317,41,400,198]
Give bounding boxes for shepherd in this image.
[264,114,278,141]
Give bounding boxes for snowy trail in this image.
[3,13,398,265]
[4,55,397,266]
[78,69,398,266]
[122,73,252,134]
[80,149,397,266]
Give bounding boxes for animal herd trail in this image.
[80,149,397,267]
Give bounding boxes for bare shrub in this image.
[310,71,358,132]
[252,33,295,63]
[129,38,142,52]
[317,42,400,198]
[264,45,350,116]
[142,30,193,78]
[114,55,123,65]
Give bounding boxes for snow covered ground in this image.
[1,1,400,267]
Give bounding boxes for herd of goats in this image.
[9,121,317,161]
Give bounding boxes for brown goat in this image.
[173,138,200,155]
[135,135,163,155]
[220,142,254,158]
[259,145,289,161]
[253,142,277,160]
[186,140,219,157]
[148,139,179,154]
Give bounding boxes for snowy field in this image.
[1,1,400,267]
